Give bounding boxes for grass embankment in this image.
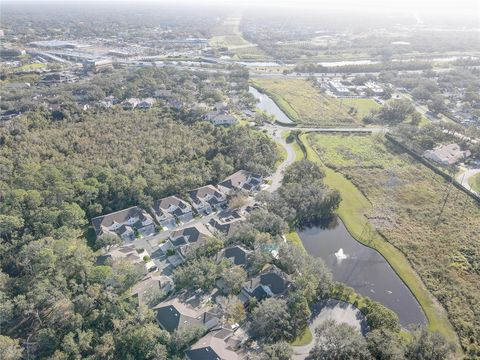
[275,141,288,168]
[282,130,304,161]
[284,230,306,253]
[468,172,480,193]
[301,133,478,355]
[251,78,361,126]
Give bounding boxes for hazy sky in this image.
[4,0,480,17]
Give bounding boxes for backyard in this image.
[251,78,362,126]
[304,133,480,356]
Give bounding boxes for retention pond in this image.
[297,217,427,327]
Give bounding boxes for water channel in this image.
[248,86,294,124]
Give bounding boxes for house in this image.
[122,98,140,109]
[365,81,384,95]
[185,328,242,360]
[423,143,471,165]
[205,110,221,121]
[159,224,214,266]
[154,294,219,332]
[137,98,156,109]
[96,244,156,272]
[218,170,263,194]
[241,265,291,302]
[188,185,227,214]
[151,195,193,229]
[209,114,237,126]
[0,48,26,59]
[208,210,244,238]
[154,89,173,99]
[242,109,256,118]
[328,81,350,96]
[131,273,174,306]
[218,245,252,267]
[39,72,77,85]
[91,206,155,241]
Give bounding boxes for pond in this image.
[297,217,427,327]
[249,86,294,124]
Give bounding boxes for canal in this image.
[249,86,294,124]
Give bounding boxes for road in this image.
[456,168,480,195]
[263,125,297,192]
[271,123,385,134]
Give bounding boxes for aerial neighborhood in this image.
[2,2,479,359]
[91,170,270,358]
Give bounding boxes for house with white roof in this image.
[151,195,193,229]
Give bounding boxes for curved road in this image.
[264,125,297,193]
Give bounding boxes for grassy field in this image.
[251,78,361,126]
[303,133,480,355]
[16,63,45,71]
[338,98,381,119]
[468,172,480,193]
[210,16,268,59]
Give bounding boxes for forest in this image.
[0,106,279,359]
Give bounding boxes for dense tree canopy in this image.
[0,99,280,358]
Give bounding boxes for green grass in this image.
[290,327,313,346]
[285,230,306,253]
[275,142,288,168]
[338,98,381,119]
[300,133,464,354]
[251,78,361,126]
[282,130,304,161]
[14,63,46,72]
[210,16,268,59]
[468,172,480,193]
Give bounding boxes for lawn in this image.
[14,63,46,72]
[338,98,381,119]
[468,172,480,193]
[303,133,480,356]
[251,78,361,126]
